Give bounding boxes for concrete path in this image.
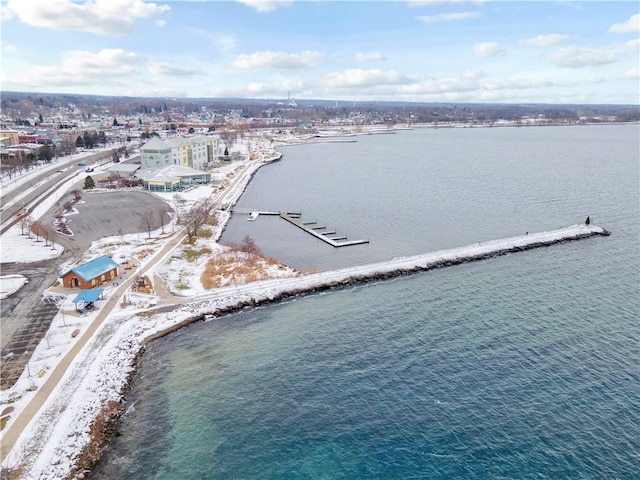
[0,158,261,464]
[0,228,187,462]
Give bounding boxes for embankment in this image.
[143,224,609,343]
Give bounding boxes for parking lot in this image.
[1,190,172,389]
[54,189,173,253]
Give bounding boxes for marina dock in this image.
[234,208,368,247]
[279,212,369,247]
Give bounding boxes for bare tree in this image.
[42,224,56,247]
[18,214,33,236]
[172,193,185,223]
[218,128,237,155]
[157,207,169,234]
[31,220,44,242]
[240,235,262,256]
[48,224,58,249]
[70,190,82,203]
[138,209,157,239]
[184,197,215,243]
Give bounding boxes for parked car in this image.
[85,167,94,173]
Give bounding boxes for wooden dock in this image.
[279,212,368,247]
[235,208,368,247]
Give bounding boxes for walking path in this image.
[0,228,186,462]
[0,159,261,463]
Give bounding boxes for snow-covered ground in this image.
[0,130,609,478]
[0,138,303,477]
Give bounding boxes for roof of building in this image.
[136,164,210,183]
[140,136,170,152]
[108,163,140,174]
[73,289,104,304]
[168,135,214,148]
[62,255,118,282]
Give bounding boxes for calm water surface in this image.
[94,125,639,479]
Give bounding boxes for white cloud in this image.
[483,77,554,91]
[473,42,504,58]
[550,46,620,68]
[400,71,482,95]
[625,38,639,52]
[416,11,480,24]
[519,34,569,47]
[3,48,141,90]
[609,14,640,34]
[1,0,170,35]
[3,44,17,53]
[148,61,202,76]
[354,52,385,63]
[234,0,293,13]
[62,48,140,76]
[624,68,639,79]
[321,69,412,89]
[212,79,308,99]
[233,50,325,70]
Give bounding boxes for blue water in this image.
[94,125,639,479]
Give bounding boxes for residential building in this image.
[140,135,218,170]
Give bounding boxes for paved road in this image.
[0,149,118,234]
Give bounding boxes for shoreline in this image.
[144,224,611,344]
[0,125,618,478]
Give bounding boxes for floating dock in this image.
[279,212,369,247]
[236,208,369,247]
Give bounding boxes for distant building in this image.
[0,131,20,146]
[140,135,218,170]
[61,255,119,289]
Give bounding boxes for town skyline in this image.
[1,1,638,105]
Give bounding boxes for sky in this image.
[1,0,638,104]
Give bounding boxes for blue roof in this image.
[73,289,104,304]
[65,255,118,282]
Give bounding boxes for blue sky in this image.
[1,1,638,104]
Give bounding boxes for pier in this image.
[280,212,369,247]
[234,208,369,247]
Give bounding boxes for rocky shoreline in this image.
[82,226,610,477]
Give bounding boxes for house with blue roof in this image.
[61,255,119,289]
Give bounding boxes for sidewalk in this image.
[0,229,186,463]
[0,157,266,464]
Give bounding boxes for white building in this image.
[140,135,218,170]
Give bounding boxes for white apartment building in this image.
[140,135,218,170]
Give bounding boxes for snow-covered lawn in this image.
[0,226,64,264]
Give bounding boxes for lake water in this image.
[93,125,639,479]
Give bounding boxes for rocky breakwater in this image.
[144,224,609,342]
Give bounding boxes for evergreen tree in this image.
[83,175,95,190]
[585,216,591,225]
